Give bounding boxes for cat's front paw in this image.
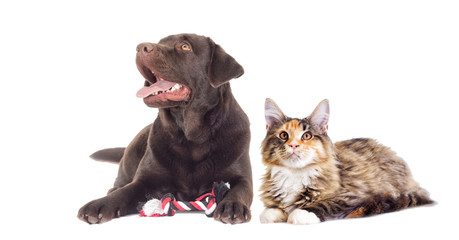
[287,209,321,225]
[260,208,287,223]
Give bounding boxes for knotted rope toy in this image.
[139,182,230,218]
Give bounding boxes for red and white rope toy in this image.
[140,182,230,218]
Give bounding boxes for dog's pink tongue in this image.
[136,79,176,98]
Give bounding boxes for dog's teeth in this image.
[150,84,182,96]
[168,84,180,92]
[172,84,181,90]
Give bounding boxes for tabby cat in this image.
[260,98,432,224]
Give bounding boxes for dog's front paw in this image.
[77,197,122,224]
[214,200,251,224]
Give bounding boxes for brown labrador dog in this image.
[77,34,252,224]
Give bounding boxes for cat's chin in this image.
[281,152,316,168]
[283,157,314,169]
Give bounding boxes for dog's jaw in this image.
[141,86,191,107]
[136,64,192,108]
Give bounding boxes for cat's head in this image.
[262,98,332,168]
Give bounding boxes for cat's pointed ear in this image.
[309,99,330,134]
[265,98,287,130]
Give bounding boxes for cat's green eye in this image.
[302,132,313,141]
[279,131,289,141]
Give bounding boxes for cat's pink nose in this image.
[289,144,299,150]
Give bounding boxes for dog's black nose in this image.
[136,43,155,53]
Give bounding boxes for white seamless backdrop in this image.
[1,1,457,239]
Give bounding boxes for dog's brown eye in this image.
[302,132,313,141]
[279,131,288,141]
[181,43,191,51]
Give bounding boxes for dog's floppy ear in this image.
[207,38,244,88]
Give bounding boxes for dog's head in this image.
[135,34,244,108]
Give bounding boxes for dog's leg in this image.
[213,153,253,224]
[214,179,252,224]
[77,180,154,224]
[78,125,152,224]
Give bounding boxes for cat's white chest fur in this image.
[270,166,319,212]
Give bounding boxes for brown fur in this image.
[260,99,432,223]
[78,34,252,225]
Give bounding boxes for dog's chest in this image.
[172,144,211,162]
[191,145,211,161]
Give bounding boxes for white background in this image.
[1,0,458,239]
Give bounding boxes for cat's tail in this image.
[89,147,125,164]
[346,189,434,219]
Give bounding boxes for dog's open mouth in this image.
[136,71,191,104]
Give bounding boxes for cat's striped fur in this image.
[260,99,432,224]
